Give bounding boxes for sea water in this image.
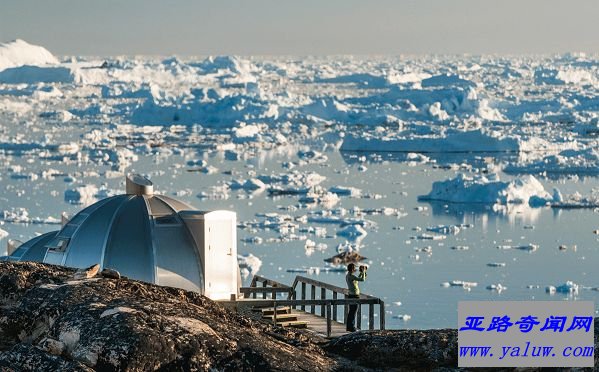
[3,146,598,330]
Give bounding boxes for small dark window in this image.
[45,237,70,252]
[155,215,179,225]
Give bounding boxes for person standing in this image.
[345,263,367,332]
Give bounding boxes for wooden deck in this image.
[221,299,351,338]
[289,308,349,338]
[227,274,385,338]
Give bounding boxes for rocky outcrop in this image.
[9,261,596,371]
[0,261,334,371]
[326,329,458,370]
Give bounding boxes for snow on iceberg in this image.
[418,173,554,206]
[0,39,59,71]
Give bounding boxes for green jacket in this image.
[346,271,367,296]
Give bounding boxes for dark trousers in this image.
[346,294,359,331]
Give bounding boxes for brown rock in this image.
[72,264,100,280]
[100,268,121,280]
[324,251,366,265]
[38,338,65,356]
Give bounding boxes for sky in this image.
[0,0,598,56]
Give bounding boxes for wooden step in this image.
[276,320,309,328]
[249,302,278,309]
[260,306,291,315]
[262,313,298,322]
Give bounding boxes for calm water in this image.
[2,147,598,330]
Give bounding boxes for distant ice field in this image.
[0,40,598,328]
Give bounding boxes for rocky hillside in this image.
[0,261,334,371]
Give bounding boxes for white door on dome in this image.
[204,211,237,300]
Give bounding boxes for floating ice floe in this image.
[306,214,376,230]
[237,253,262,279]
[441,280,478,288]
[505,148,599,176]
[329,186,362,197]
[426,225,461,235]
[197,185,230,200]
[497,244,539,252]
[241,236,264,244]
[1,207,61,225]
[64,184,100,206]
[299,191,340,208]
[414,246,432,255]
[393,314,412,321]
[0,228,8,239]
[546,281,579,295]
[286,266,345,274]
[413,233,446,241]
[552,191,599,209]
[297,149,328,164]
[487,262,506,267]
[229,178,267,191]
[486,284,507,292]
[299,226,327,237]
[304,239,326,251]
[336,224,368,239]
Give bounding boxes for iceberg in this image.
[419,173,553,206]
[0,39,59,71]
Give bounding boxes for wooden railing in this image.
[240,274,385,337]
[239,275,294,299]
[290,275,385,332]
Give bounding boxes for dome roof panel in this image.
[63,195,131,269]
[103,197,154,282]
[156,195,194,212]
[146,196,177,216]
[153,223,203,292]
[17,231,57,262]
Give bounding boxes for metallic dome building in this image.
[4,174,241,300]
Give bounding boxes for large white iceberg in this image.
[0,39,59,71]
[419,173,554,206]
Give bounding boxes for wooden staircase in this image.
[254,306,310,329]
[237,274,386,337]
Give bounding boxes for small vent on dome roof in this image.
[126,174,153,196]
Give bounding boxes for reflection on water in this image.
[425,200,545,227]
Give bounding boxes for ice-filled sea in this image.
[1,40,598,329]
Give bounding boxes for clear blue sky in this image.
[1,0,597,56]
